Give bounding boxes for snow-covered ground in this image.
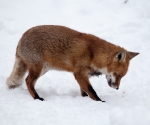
[0,0,150,125]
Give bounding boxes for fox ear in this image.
[128,52,139,60]
[115,51,126,61]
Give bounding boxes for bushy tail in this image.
[6,56,27,88]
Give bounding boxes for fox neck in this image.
[88,35,124,73]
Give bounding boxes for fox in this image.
[6,25,139,102]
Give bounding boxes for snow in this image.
[0,0,150,125]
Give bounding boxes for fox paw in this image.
[81,92,88,97]
[36,97,45,101]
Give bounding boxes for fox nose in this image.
[116,88,119,90]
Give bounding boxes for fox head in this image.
[105,51,139,90]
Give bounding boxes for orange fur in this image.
[6,25,139,101]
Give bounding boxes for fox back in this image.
[6,25,139,101]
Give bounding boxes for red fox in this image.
[6,25,139,102]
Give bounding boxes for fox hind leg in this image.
[26,67,44,101]
[6,56,27,89]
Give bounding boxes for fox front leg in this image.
[80,87,88,97]
[74,69,105,102]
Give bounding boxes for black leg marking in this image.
[82,92,88,97]
[81,88,88,97]
[88,85,105,102]
[35,95,45,101]
[38,97,45,101]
